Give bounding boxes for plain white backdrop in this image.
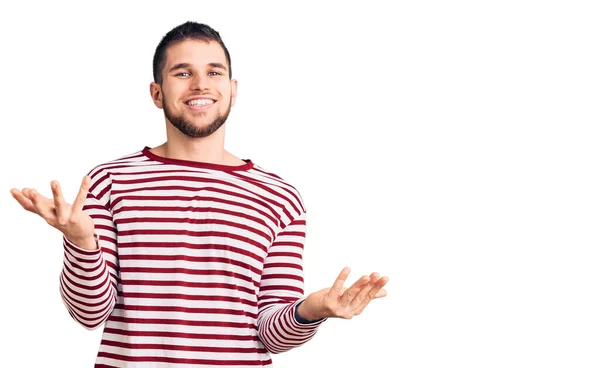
[1,1,599,367]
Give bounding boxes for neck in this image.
[164,120,226,163]
[153,122,242,165]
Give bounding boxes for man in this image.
[10,21,388,367]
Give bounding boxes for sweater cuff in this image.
[63,234,101,260]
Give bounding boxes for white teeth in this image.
[188,99,214,106]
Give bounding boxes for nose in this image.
[190,73,210,91]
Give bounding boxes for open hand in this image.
[297,267,389,321]
[10,176,97,250]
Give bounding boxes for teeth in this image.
[188,99,214,106]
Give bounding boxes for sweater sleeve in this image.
[256,211,326,354]
[59,183,119,330]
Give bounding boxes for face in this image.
[150,39,237,138]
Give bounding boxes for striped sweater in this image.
[59,146,325,367]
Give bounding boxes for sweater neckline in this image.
[141,146,254,172]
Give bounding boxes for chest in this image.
[108,177,282,277]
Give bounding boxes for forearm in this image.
[257,300,326,354]
[59,236,116,329]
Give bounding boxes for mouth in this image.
[185,97,217,111]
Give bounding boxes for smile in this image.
[185,98,216,110]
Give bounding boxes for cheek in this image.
[219,86,233,103]
[163,84,184,102]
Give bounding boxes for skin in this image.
[10,176,96,250]
[297,267,389,321]
[10,38,388,322]
[148,39,243,166]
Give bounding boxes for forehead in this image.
[164,39,228,69]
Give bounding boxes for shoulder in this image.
[84,148,150,200]
[245,162,306,221]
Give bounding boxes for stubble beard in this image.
[163,96,232,139]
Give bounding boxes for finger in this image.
[349,272,380,309]
[71,176,91,215]
[10,189,37,213]
[21,188,33,200]
[28,188,57,221]
[356,276,389,312]
[329,267,351,296]
[51,181,68,220]
[340,275,370,307]
[374,288,387,298]
[367,276,389,300]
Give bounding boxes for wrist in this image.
[296,297,322,321]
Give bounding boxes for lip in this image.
[185,96,217,111]
[185,95,217,103]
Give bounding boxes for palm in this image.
[10,176,96,247]
[301,268,389,320]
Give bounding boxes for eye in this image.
[176,72,191,77]
[208,71,221,76]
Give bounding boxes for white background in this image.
[1,1,599,367]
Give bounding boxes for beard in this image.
[163,96,232,138]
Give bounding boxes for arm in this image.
[59,191,119,330]
[256,211,326,354]
[10,173,119,330]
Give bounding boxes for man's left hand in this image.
[297,267,389,321]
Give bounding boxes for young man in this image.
[10,22,388,367]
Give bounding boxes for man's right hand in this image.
[10,176,98,250]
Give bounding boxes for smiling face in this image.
[150,39,238,138]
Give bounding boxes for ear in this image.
[150,82,163,108]
[230,79,238,108]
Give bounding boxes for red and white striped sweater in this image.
[59,146,325,367]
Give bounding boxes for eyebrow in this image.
[168,62,228,73]
[207,62,227,71]
[168,63,191,73]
